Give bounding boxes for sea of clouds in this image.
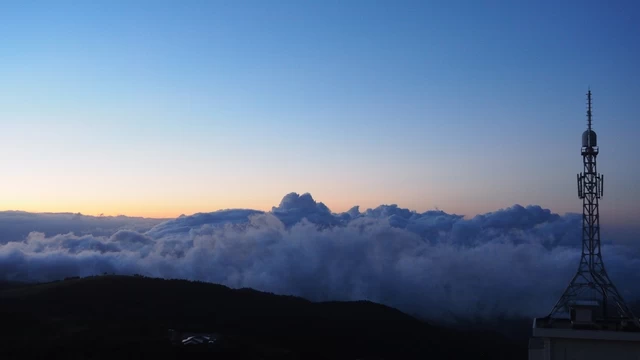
[0,192,638,322]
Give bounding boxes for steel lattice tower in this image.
[547,90,640,329]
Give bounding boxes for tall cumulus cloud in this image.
[1,192,638,322]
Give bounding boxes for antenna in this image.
[587,89,593,131]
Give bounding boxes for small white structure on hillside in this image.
[181,334,217,345]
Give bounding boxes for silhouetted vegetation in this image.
[0,275,525,359]
[0,280,28,291]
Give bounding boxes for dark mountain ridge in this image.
[0,275,524,359]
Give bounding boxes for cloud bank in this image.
[1,192,638,322]
[0,211,165,243]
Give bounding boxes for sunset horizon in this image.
[1,2,640,357]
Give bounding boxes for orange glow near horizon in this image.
[1,192,635,228]
[2,193,621,221]
[1,163,634,222]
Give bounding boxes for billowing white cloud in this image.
[0,192,638,323]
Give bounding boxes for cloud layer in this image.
[1,192,638,322]
[0,211,164,243]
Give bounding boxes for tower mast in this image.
[547,90,639,329]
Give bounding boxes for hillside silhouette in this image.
[0,275,524,359]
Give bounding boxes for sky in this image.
[1,0,639,223]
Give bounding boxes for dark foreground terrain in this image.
[0,275,525,359]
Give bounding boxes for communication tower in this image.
[529,90,640,360]
[547,90,639,328]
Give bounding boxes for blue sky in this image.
[1,0,639,223]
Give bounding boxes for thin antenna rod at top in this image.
[587,89,593,131]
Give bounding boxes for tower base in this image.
[529,318,640,360]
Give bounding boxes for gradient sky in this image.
[1,0,639,223]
